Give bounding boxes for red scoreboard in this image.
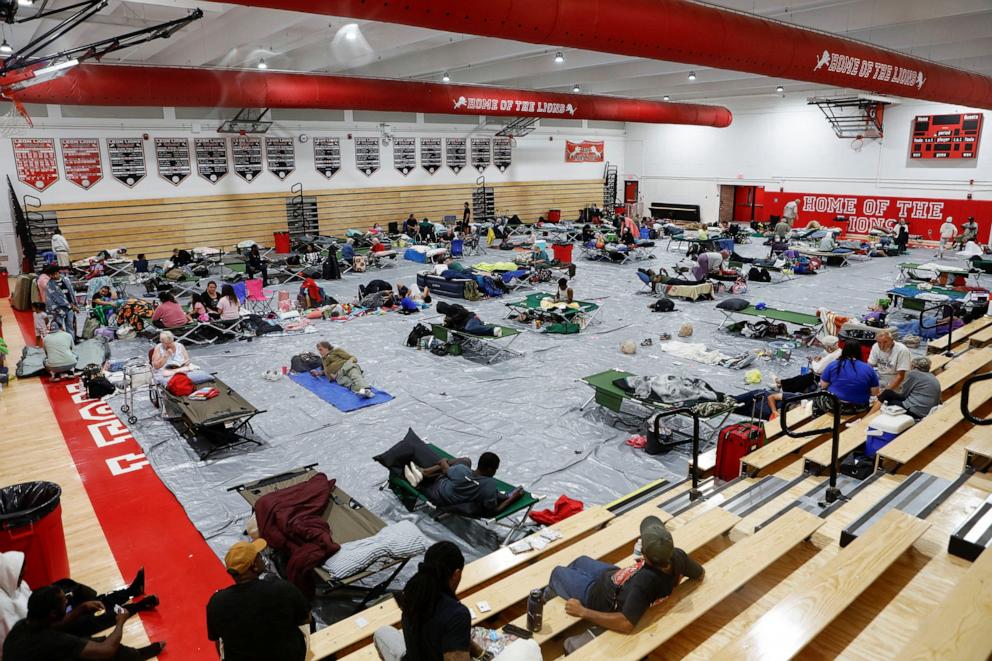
[910,113,983,159]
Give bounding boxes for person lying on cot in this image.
[150,292,192,329]
[436,301,503,337]
[541,516,704,635]
[867,355,941,420]
[310,341,374,398]
[402,452,524,515]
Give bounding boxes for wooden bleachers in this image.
[741,412,859,477]
[969,321,992,348]
[927,316,992,354]
[875,375,992,471]
[802,416,874,474]
[307,501,613,658]
[40,179,600,261]
[896,546,992,660]
[569,507,825,661]
[499,507,741,648]
[710,509,929,661]
[931,346,992,394]
[964,427,992,471]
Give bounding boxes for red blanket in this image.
[255,472,339,597]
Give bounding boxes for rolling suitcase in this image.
[715,423,765,481]
[11,274,37,311]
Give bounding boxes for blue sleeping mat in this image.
[289,371,393,412]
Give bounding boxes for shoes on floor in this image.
[404,463,423,487]
[359,387,375,399]
[128,567,145,597]
[261,370,281,382]
[641,338,653,347]
[659,333,672,341]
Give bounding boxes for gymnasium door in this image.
[732,185,767,222]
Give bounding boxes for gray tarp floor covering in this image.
[109,238,943,624]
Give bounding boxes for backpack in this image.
[748,266,771,282]
[352,254,367,273]
[83,369,116,399]
[463,280,482,301]
[81,317,99,340]
[649,298,675,312]
[406,323,433,347]
[290,352,323,373]
[164,268,185,281]
[166,373,195,397]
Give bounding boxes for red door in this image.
[624,180,639,204]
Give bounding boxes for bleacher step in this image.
[605,477,673,516]
[657,476,739,517]
[755,472,884,532]
[719,474,805,518]
[840,470,969,547]
[949,492,992,561]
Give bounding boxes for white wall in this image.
[624,96,991,220]
[0,109,624,273]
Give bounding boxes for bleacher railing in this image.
[780,391,843,504]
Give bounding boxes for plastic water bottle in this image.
[527,588,544,632]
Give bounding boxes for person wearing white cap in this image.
[541,516,704,634]
[206,539,310,661]
[937,217,957,258]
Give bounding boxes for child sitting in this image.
[32,302,51,347]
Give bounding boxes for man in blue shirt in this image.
[417,452,523,516]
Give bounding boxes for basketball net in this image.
[0,97,34,138]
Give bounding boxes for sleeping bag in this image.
[15,347,48,378]
[74,338,111,370]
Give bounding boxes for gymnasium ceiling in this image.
[5,0,992,105]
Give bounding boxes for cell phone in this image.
[502,623,533,639]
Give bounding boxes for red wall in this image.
[765,191,992,242]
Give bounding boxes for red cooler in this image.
[0,267,8,298]
[547,209,561,223]
[273,231,291,254]
[552,242,574,264]
[0,482,69,588]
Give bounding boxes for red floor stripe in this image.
[14,311,230,659]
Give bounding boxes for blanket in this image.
[289,371,393,412]
[255,472,339,598]
[657,340,755,369]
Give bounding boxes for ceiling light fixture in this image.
[554,51,564,64]
[0,41,11,55]
[663,95,670,101]
[34,58,79,76]
[441,71,450,83]
[572,84,580,93]
[776,85,784,93]
[257,58,267,70]
[18,0,34,6]
[687,71,696,81]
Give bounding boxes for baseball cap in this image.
[639,516,674,565]
[224,539,267,575]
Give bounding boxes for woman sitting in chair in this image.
[216,284,241,321]
[90,285,120,326]
[150,292,192,329]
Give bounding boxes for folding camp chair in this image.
[231,465,412,609]
[461,233,486,256]
[430,323,523,364]
[268,260,305,285]
[385,443,542,544]
[244,279,272,315]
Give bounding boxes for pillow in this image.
[716,298,750,311]
[372,428,442,471]
[186,369,215,385]
[322,520,429,579]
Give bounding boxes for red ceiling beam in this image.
[6,64,732,127]
[221,0,992,109]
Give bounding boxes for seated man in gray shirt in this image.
[415,452,523,516]
[871,356,942,419]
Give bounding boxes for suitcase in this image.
[715,423,765,481]
[11,274,37,311]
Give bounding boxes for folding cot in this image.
[504,292,600,333]
[266,258,307,284]
[430,323,523,363]
[727,258,798,283]
[898,262,973,286]
[886,284,972,313]
[383,442,542,544]
[636,269,715,301]
[580,242,652,264]
[797,246,854,266]
[666,235,733,254]
[160,375,265,460]
[363,247,400,269]
[969,255,992,275]
[579,369,737,444]
[718,304,823,345]
[231,465,412,609]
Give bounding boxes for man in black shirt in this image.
[3,585,164,661]
[206,539,310,661]
[544,516,704,633]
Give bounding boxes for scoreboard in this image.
[910,113,982,159]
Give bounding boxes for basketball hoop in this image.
[850,135,865,152]
[0,98,33,138]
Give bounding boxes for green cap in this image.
[640,516,674,565]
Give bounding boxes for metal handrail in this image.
[961,373,992,426]
[780,390,843,504]
[652,407,702,500]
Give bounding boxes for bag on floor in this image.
[15,346,48,378]
[463,280,481,301]
[715,423,765,481]
[649,298,675,312]
[748,266,771,282]
[290,352,322,373]
[352,254,367,273]
[164,267,185,281]
[406,323,433,348]
[83,373,116,399]
[81,316,99,340]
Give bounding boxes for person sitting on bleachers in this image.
[868,356,941,419]
[2,585,164,661]
[150,292,192,329]
[542,516,704,634]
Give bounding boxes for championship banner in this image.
[446,138,466,174]
[471,137,491,173]
[60,138,102,190]
[194,137,228,183]
[314,137,341,179]
[493,137,512,172]
[12,138,58,191]
[154,138,191,186]
[421,137,441,175]
[265,137,295,179]
[355,136,380,176]
[565,140,604,163]
[232,136,263,183]
[106,138,146,187]
[766,191,992,242]
[393,137,416,176]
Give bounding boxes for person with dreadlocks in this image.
[373,541,488,661]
